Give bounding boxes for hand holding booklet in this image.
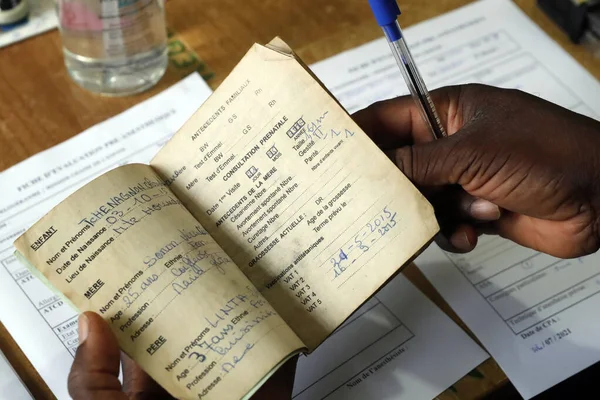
[13,38,438,400]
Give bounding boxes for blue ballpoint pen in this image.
[368,0,447,139]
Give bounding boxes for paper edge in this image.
[12,163,148,250]
[241,350,305,400]
[14,250,80,314]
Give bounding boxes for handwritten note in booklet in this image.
[13,38,438,400]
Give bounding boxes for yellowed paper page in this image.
[13,164,304,400]
[151,40,439,350]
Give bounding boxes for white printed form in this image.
[292,275,488,400]
[0,73,212,399]
[310,0,600,398]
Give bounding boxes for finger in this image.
[467,198,502,221]
[390,122,480,187]
[352,86,458,149]
[68,312,127,400]
[435,224,478,253]
[122,352,174,399]
[252,356,298,399]
[426,186,501,222]
[475,222,500,236]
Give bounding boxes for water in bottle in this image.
[57,0,168,96]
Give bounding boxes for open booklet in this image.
[12,38,438,400]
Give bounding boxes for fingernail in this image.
[450,231,471,251]
[78,314,89,345]
[470,199,501,220]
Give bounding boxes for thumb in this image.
[391,130,502,231]
[68,312,127,400]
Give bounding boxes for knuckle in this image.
[67,369,87,399]
[587,207,600,255]
[368,98,392,114]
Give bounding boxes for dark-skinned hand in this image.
[68,312,297,400]
[353,83,600,258]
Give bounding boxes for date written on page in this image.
[530,328,572,353]
[328,206,399,281]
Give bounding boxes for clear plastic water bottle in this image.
[57,0,168,96]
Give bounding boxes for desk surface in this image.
[0,0,597,399]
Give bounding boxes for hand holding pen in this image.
[368,0,447,140]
